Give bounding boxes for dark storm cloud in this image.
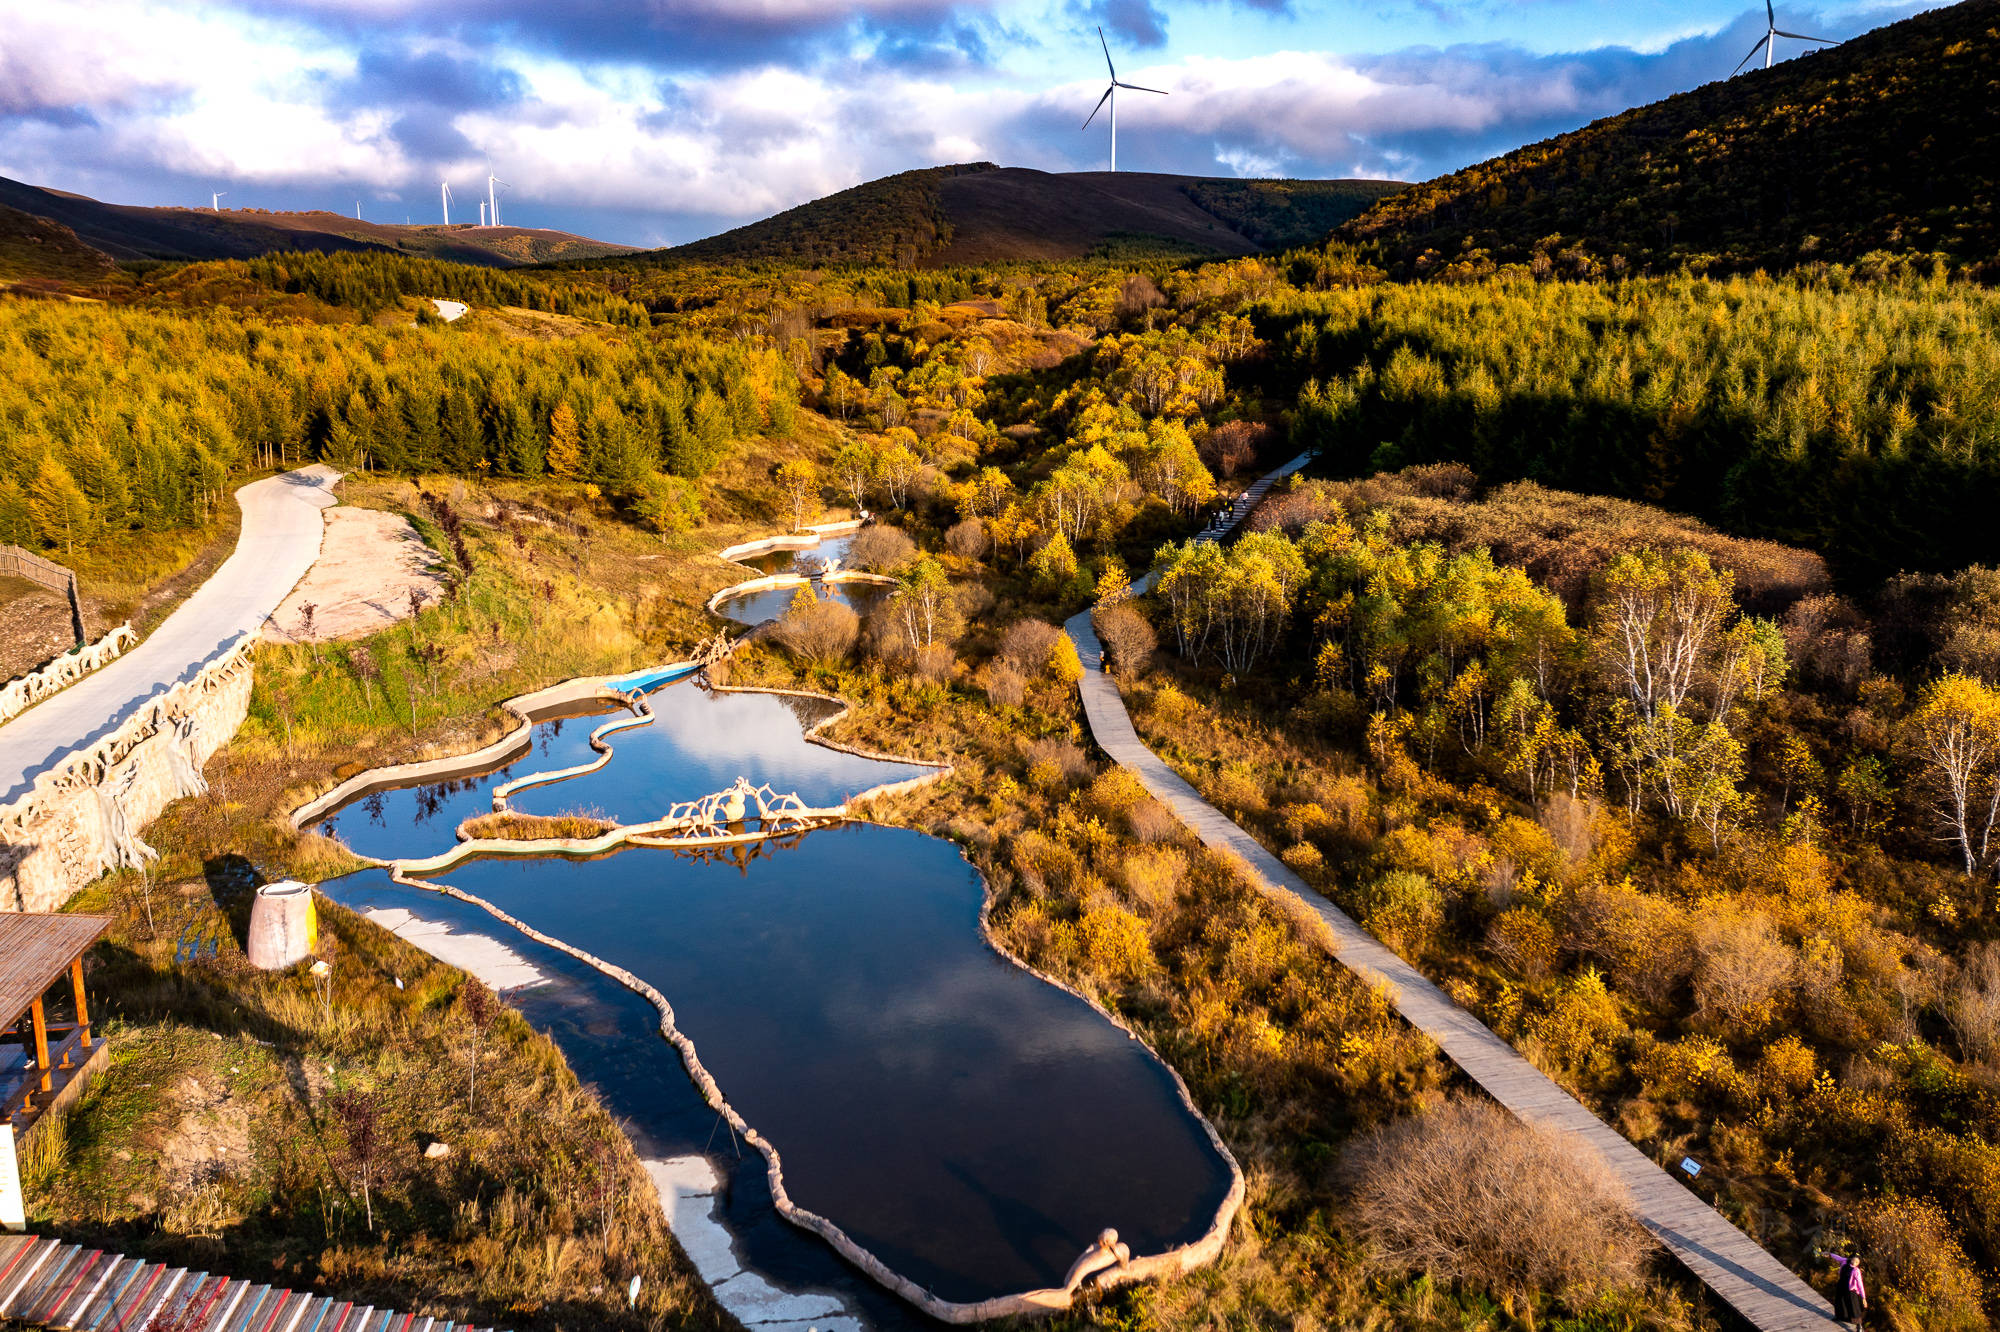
[338,47,525,111]
[240,0,994,72]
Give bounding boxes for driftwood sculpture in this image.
[0,623,137,723]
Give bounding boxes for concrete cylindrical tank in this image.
[247,880,318,970]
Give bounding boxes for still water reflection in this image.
[317,683,928,859]
[336,826,1234,1304]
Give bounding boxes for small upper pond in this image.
[737,531,856,576]
[328,825,1234,1304]
[316,683,928,860]
[714,578,891,628]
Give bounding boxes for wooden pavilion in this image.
[1,913,111,1231]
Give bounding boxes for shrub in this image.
[1148,683,1196,727]
[1692,909,1795,1032]
[1200,420,1270,478]
[1094,601,1156,676]
[845,524,916,572]
[1048,635,1084,686]
[1087,768,1148,818]
[1342,1097,1650,1307]
[1945,940,2000,1065]
[1077,905,1156,982]
[1000,618,1062,676]
[1634,1033,1747,1105]
[1756,1033,1820,1097]
[1852,1196,1987,1332]
[1486,908,1557,982]
[1019,736,1092,787]
[1127,799,1180,843]
[985,661,1026,707]
[774,599,860,663]
[945,518,989,561]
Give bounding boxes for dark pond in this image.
[315,683,929,859]
[713,578,891,628]
[339,826,1234,1304]
[319,865,937,1331]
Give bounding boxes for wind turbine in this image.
[441,180,454,226]
[211,191,226,211]
[1733,0,1835,74]
[1082,26,1165,173]
[486,172,507,227]
[479,200,488,227]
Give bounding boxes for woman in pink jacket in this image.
[1824,1250,1867,1328]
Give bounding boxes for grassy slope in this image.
[640,164,1405,269]
[1342,0,2000,275]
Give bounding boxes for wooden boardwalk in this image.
[1064,459,1838,1332]
[0,1232,506,1332]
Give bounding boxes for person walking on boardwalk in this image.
[1824,1249,1867,1328]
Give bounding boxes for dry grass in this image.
[33,874,726,1332]
[460,811,618,841]
[1342,1098,1653,1309]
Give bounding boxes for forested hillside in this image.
[0,174,632,271]
[639,163,1402,268]
[1272,269,2000,584]
[1341,0,2000,277]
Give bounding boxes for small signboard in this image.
[1680,1157,1702,1177]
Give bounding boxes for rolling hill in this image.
[0,175,634,273]
[1341,0,2000,277]
[648,164,1405,267]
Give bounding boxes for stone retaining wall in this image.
[0,635,257,912]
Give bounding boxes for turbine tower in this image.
[441,180,454,226]
[479,200,488,227]
[486,173,507,227]
[1733,0,1834,74]
[1082,26,1165,173]
[211,191,226,212]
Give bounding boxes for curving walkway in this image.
[1064,457,1838,1332]
[0,466,340,804]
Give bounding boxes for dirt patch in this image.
[160,1072,255,1187]
[271,506,449,642]
[0,574,78,681]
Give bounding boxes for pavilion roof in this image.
[0,914,111,1030]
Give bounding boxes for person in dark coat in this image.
[1824,1250,1868,1328]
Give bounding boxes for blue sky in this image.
[0,0,1942,248]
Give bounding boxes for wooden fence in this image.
[0,547,85,649]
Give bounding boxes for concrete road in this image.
[431,298,468,322]
[0,466,340,804]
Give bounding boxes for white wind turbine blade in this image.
[1083,85,1113,129]
[1732,32,1770,75]
[1115,80,1167,94]
[1765,0,1776,26]
[1774,30,1834,42]
[1099,25,1116,79]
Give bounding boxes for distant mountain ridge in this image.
[1341,0,2000,277]
[641,164,1406,267]
[0,175,635,274]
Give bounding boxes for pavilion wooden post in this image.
[70,957,91,1049]
[29,997,50,1095]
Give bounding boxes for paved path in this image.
[0,467,339,804]
[0,1231,506,1332]
[1065,457,1838,1332]
[431,299,468,323]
